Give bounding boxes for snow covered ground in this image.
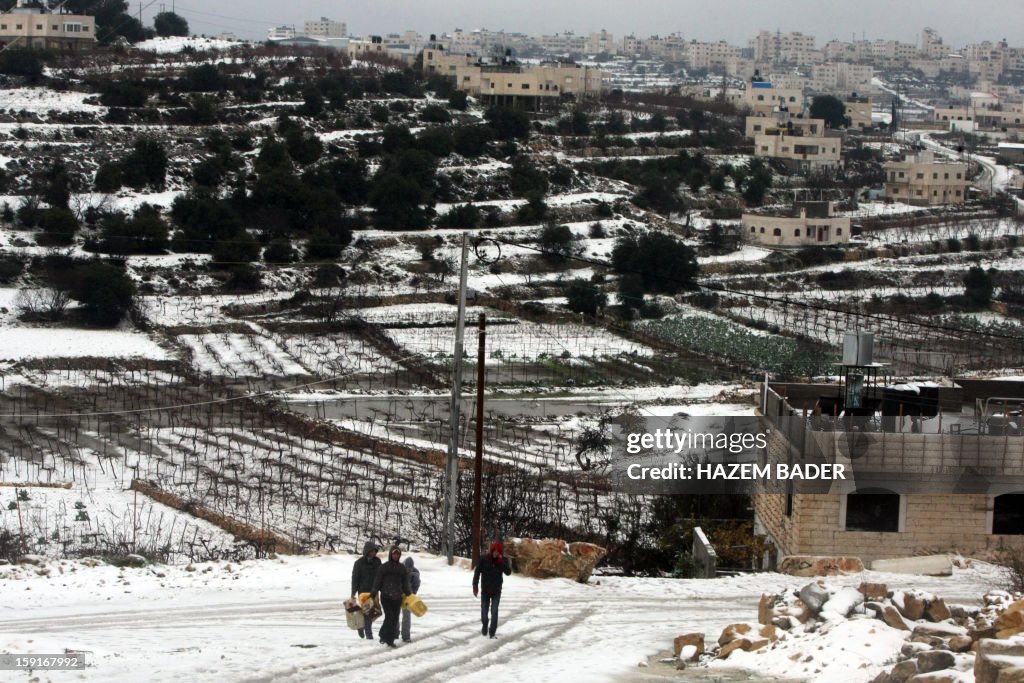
[0,328,170,362]
[0,553,1005,683]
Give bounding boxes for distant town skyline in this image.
[161,0,1023,48]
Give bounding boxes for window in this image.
[521,84,529,89]
[757,95,765,101]
[36,24,43,30]
[794,229,801,237]
[759,227,765,233]
[916,189,923,196]
[993,493,1024,534]
[750,226,756,233]
[844,489,901,532]
[898,171,905,178]
[772,228,782,236]
[933,173,938,179]
[956,173,963,179]
[64,23,83,33]
[916,173,924,179]
[944,173,949,179]
[0,24,6,30]
[836,228,842,235]
[52,24,58,30]
[16,24,23,30]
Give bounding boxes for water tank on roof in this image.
[843,331,874,366]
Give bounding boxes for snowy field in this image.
[0,553,1006,683]
[0,328,170,362]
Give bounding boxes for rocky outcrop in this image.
[501,537,606,583]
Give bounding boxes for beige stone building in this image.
[750,30,819,65]
[754,384,1024,565]
[743,201,850,247]
[304,17,346,39]
[0,2,95,51]
[744,81,804,115]
[754,130,842,171]
[845,96,872,130]
[884,151,968,206]
[453,61,604,109]
[745,112,825,139]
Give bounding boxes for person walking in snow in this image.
[472,541,512,638]
[371,546,413,648]
[350,541,381,641]
[401,556,421,643]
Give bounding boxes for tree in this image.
[810,95,849,129]
[566,279,606,317]
[448,90,469,111]
[120,138,168,190]
[537,223,577,262]
[0,48,44,82]
[370,173,433,230]
[69,262,136,327]
[611,232,699,295]
[485,106,530,140]
[153,11,188,37]
[964,266,994,307]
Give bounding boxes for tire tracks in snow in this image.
[238,600,551,683]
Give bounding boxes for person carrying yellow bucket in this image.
[350,542,381,641]
[400,556,423,642]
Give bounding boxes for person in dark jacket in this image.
[400,556,421,642]
[371,546,413,647]
[472,541,512,638]
[350,541,381,640]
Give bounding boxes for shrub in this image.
[565,279,606,317]
[70,262,137,327]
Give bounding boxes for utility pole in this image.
[472,313,486,568]
[444,233,469,566]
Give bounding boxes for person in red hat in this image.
[472,541,512,638]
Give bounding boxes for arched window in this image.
[794,229,801,237]
[773,228,782,236]
[759,227,765,233]
[836,228,843,235]
[845,488,900,532]
[993,493,1024,535]
[750,226,756,233]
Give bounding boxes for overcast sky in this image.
[163,1,1022,48]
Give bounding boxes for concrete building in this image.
[684,40,742,71]
[750,30,818,65]
[810,62,873,94]
[754,130,842,170]
[884,151,968,206]
[845,95,873,130]
[743,201,851,247]
[453,60,604,109]
[0,1,95,51]
[754,382,1024,565]
[421,40,476,78]
[745,112,825,139]
[304,17,346,39]
[267,25,296,41]
[744,80,804,115]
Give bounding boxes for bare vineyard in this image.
[0,354,621,564]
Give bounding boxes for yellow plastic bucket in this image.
[402,594,428,617]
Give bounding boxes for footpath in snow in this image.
[0,552,1007,683]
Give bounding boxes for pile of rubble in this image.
[671,582,1024,682]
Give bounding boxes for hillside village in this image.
[1,1,1024,681]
